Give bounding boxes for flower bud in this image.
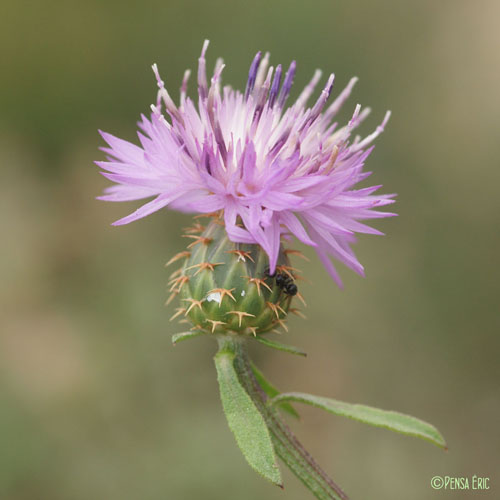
[169,217,296,335]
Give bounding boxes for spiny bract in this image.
[167,214,305,336]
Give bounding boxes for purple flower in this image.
[97,40,395,286]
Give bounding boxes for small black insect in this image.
[275,273,287,287]
[274,272,298,296]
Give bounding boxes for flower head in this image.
[97,40,395,286]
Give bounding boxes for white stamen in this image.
[211,63,225,85]
[151,64,179,117]
[198,40,210,99]
[212,58,225,93]
[152,63,164,88]
[180,69,191,105]
[255,52,270,89]
[325,76,358,119]
[357,107,372,126]
[201,39,210,58]
[296,69,323,108]
[150,104,170,129]
[350,110,391,153]
[348,104,362,128]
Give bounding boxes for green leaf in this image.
[254,336,307,357]
[270,392,447,449]
[214,350,282,486]
[171,330,207,345]
[250,363,300,419]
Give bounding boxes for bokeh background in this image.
[1,1,499,499]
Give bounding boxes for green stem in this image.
[217,337,349,500]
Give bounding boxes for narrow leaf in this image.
[270,392,447,449]
[251,362,300,419]
[171,330,207,345]
[254,336,307,357]
[214,350,282,485]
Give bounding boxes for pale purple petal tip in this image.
[96,41,395,287]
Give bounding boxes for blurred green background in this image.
[1,0,499,499]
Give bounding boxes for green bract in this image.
[169,216,300,335]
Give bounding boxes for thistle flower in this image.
[96,43,446,500]
[97,40,395,286]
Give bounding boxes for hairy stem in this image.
[219,337,349,500]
